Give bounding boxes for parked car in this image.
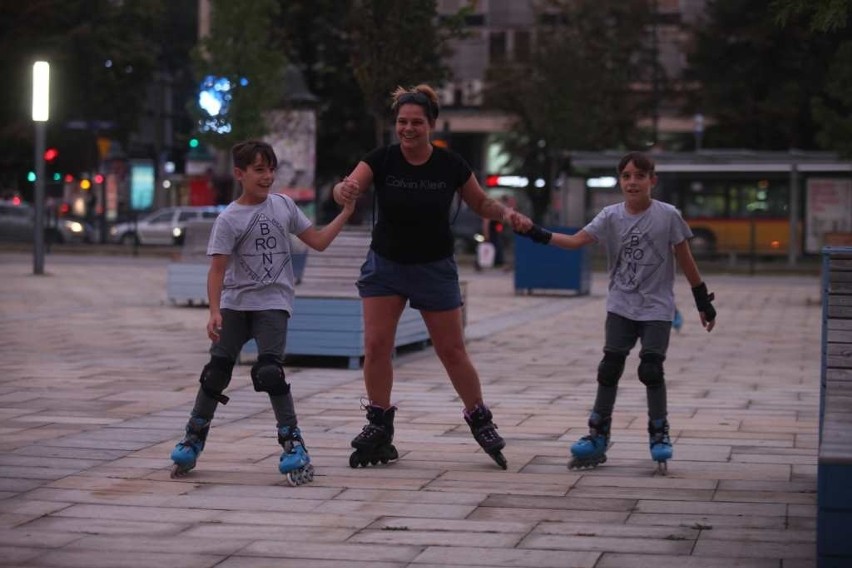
[0,201,95,244]
[109,206,223,245]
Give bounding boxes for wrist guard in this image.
[691,282,716,322]
[521,224,552,245]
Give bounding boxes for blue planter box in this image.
[514,226,590,295]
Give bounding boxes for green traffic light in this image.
[189,138,199,148]
[27,171,36,182]
[53,173,61,181]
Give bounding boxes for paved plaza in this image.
[0,250,822,567]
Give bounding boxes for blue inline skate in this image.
[170,416,210,478]
[464,404,507,469]
[568,412,611,470]
[350,404,399,468]
[648,418,673,475]
[278,425,314,486]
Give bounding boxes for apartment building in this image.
[434,0,709,174]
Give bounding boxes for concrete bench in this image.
[166,221,430,369]
[818,246,852,565]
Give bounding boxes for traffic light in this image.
[94,173,105,184]
[27,171,36,182]
[44,147,59,162]
[188,137,199,149]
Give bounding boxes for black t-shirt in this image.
[363,144,472,264]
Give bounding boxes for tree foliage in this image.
[192,0,287,151]
[347,0,457,145]
[770,0,852,156]
[686,0,852,152]
[275,0,375,186]
[0,0,167,188]
[771,0,851,32]
[483,0,656,221]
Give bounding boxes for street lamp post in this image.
[32,61,50,275]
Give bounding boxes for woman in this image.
[334,84,532,469]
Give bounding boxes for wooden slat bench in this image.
[167,221,430,369]
[818,246,852,566]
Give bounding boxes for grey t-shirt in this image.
[207,194,312,313]
[583,200,692,321]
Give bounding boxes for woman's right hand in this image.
[334,176,361,205]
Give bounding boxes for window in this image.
[490,31,507,63]
[514,30,531,62]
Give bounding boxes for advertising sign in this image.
[806,178,852,253]
[130,160,155,211]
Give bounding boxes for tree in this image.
[771,0,851,32]
[347,0,459,146]
[192,0,287,151]
[484,0,656,222]
[275,0,375,187]
[685,0,850,151]
[771,0,852,156]
[0,0,166,190]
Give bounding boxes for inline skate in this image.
[278,425,314,486]
[568,412,611,470]
[349,405,399,468]
[170,416,210,478]
[648,418,673,475]
[464,404,507,469]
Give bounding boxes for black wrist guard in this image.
[521,224,552,245]
[691,282,716,322]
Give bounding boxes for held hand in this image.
[691,282,716,332]
[336,176,361,204]
[504,209,533,232]
[207,313,223,342]
[342,197,356,215]
[518,224,553,245]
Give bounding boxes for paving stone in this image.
[0,255,822,566]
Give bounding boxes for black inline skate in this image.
[464,404,507,469]
[349,404,399,468]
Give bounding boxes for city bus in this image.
[568,151,852,257]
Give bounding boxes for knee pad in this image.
[199,356,235,404]
[251,354,290,396]
[597,352,626,387]
[638,353,665,388]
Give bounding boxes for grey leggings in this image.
[592,312,672,421]
[191,309,296,428]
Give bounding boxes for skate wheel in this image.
[286,465,315,486]
[370,458,379,465]
[490,451,508,470]
[349,452,364,469]
[170,464,190,478]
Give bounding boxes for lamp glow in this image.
[32,62,50,122]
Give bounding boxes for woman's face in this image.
[395,103,432,150]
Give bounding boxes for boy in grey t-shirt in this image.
[169,140,354,485]
[520,151,716,474]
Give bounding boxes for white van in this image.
[109,206,223,245]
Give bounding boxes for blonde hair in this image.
[390,84,439,122]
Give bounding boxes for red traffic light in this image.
[44,148,59,162]
[94,173,105,184]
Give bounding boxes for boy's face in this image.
[618,160,656,207]
[234,154,275,203]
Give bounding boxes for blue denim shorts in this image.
[357,250,463,312]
